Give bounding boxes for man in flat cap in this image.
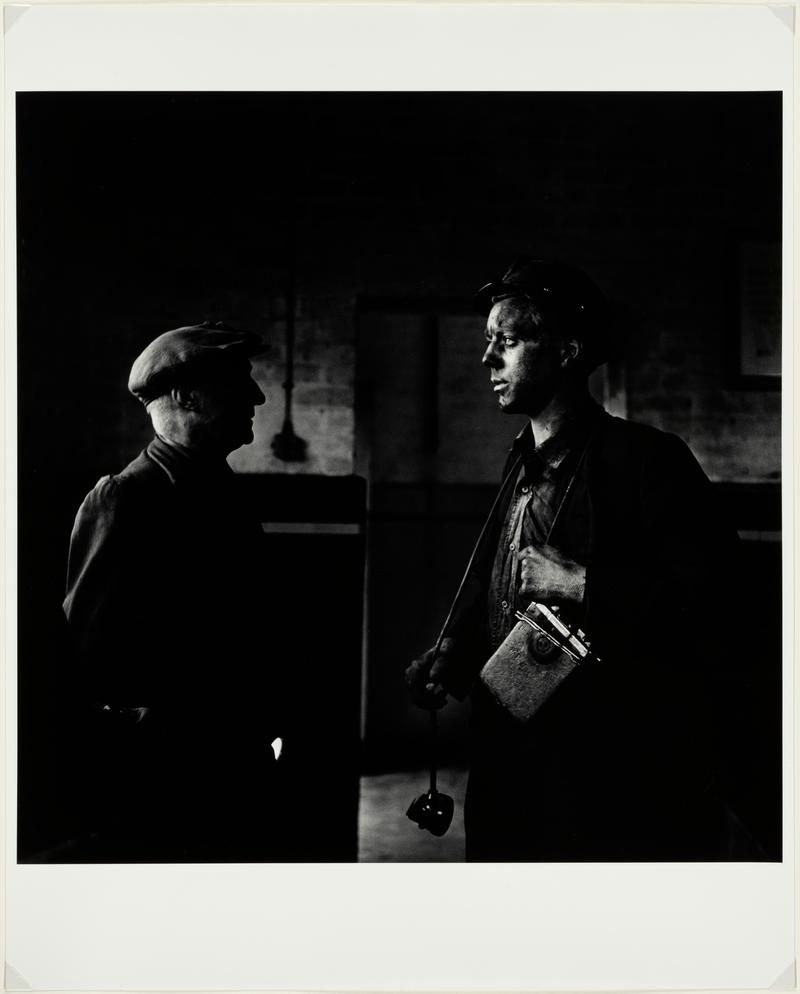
[63,322,288,860]
[407,259,741,861]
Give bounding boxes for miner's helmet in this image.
[475,257,613,371]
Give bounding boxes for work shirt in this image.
[487,400,604,651]
[448,403,741,860]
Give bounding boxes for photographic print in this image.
[4,4,794,991]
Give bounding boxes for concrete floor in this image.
[358,765,468,861]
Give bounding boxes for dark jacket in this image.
[63,436,287,859]
[446,413,741,860]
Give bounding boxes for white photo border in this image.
[3,4,796,992]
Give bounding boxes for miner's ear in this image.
[561,338,582,369]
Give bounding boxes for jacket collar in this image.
[145,434,234,486]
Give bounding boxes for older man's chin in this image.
[226,425,255,453]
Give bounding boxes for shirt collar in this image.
[511,397,606,471]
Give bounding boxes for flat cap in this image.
[128,320,264,403]
[475,257,612,368]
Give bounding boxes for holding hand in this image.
[518,544,586,606]
[405,637,457,710]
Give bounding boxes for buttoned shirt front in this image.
[487,400,604,651]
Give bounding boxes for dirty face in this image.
[481,297,569,417]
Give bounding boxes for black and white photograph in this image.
[3,4,795,991]
[15,89,783,865]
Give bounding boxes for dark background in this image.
[17,92,782,860]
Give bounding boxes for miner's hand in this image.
[405,637,458,710]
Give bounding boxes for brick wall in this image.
[239,91,781,485]
[230,292,357,476]
[19,92,781,488]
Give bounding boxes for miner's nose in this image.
[482,341,501,368]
